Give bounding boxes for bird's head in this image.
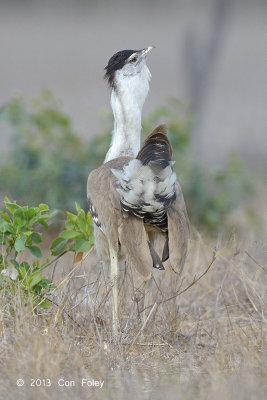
[104,46,154,97]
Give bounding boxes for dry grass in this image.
[1,230,267,399]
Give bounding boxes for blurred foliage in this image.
[0,92,253,232]
[0,92,95,211]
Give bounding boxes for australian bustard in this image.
[87,47,190,333]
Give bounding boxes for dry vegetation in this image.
[1,229,267,400]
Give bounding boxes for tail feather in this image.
[137,124,172,168]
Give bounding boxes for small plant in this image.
[50,202,94,256]
[0,198,55,308]
[0,198,94,310]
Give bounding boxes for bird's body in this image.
[87,47,190,334]
[88,127,189,276]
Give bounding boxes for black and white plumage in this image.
[112,125,177,234]
[87,47,190,333]
[104,49,141,89]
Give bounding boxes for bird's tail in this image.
[137,124,172,168]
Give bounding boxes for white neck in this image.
[104,64,151,163]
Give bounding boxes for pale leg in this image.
[108,240,119,335]
[142,232,156,325]
[143,276,153,325]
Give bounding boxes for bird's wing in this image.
[118,215,152,279]
[87,156,152,279]
[87,157,128,252]
[167,181,190,274]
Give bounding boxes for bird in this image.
[87,47,190,334]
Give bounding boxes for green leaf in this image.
[10,259,20,271]
[38,203,49,211]
[75,202,83,214]
[29,271,44,289]
[13,208,26,228]
[19,266,27,281]
[89,234,94,247]
[75,237,91,253]
[27,245,42,258]
[65,212,76,230]
[60,230,82,240]
[39,298,52,309]
[31,232,42,244]
[20,261,31,272]
[0,255,5,269]
[14,233,27,252]
[87,213,93,225]
[76,215,87,233]
[50,237,67,256]
[38,278,56,290]
[24,230,34,236]
[0,220,14,233]
[4,198,19,214]
[18,262,31,281]
[24,208,36,221]
[38,220,49,229]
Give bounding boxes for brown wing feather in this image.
[118,215,152,279]
[87,157,130,252]
[87,156,152,278]
[167,182,190,274]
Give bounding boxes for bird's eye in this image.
[130,56,138,63]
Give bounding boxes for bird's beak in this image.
[141,46,155,57]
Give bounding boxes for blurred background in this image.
[0,0,266,235]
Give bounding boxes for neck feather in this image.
[104,66,150,163]
[104,91,141,162]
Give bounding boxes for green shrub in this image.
[0,92,93,211]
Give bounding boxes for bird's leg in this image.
[143,276,153,326]
[108,240,119,336]
[142,230,157,326]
